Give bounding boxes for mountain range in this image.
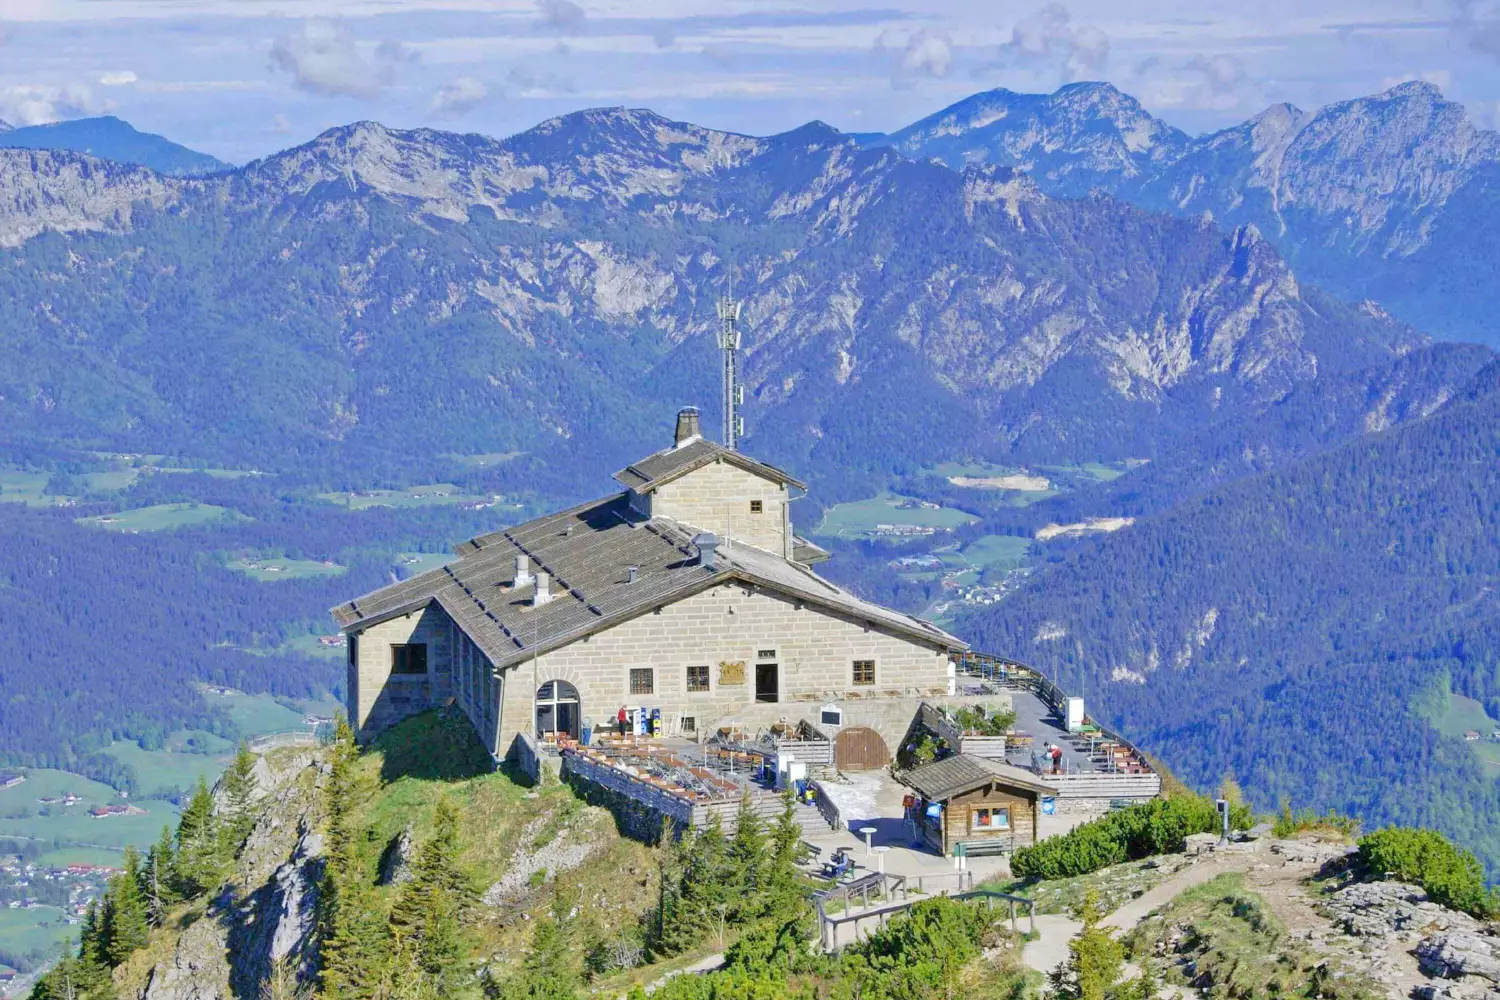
[861,80,1500,347]
[0,108,1428,500]
[0,115,229,176]
[6,82,1500,873]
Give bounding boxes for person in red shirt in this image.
[616,706,628,738]
[1051,744,1063,774]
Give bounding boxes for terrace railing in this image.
[951,651,1157,778]
[812,870,1036,950]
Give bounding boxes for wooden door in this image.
[834,727,889,770]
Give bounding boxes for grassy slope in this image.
[343,711,662,978]
[1125,872,1378,1000]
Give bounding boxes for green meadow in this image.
[815,493,978,539]
[76,502,247,532]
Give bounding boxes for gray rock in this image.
[141,906,233,1000]
[380,824,416,886]
[1417,933,1500,983]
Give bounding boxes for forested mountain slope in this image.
[959,361,1500,871]
[0,116,229,176]
[0,110,1420,498]
[865,81,1500,347]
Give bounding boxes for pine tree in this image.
[1049,891,1124,1000]
[219,740,257,857]
[1129,956,1162,1000]
[762,787,806,923]
[102,846,151,966]
[317,716,386,999]
[145,824,180,926]
[727,793,767,921]
[175,775,221,896]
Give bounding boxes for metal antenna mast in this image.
[715,280,744,450]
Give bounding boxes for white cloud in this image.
[270,113,292,134]
[876,27,954,88]
[1002,3,1109,82]
[431,76,487,117]
[269,19,413,99]
[1131,53,1263,113]
[901,29,953,78]
[0,83,112,126]
[99,70,138,86]
[537,0,587,35]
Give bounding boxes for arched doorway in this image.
[535,680,581,741]
[834,727,889,770]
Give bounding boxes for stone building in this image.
[332,408,967,766]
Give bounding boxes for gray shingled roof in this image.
[613,438,805,493]
[332,491,964,673]
[898,754,1058,801]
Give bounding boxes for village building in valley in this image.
[333,407,970,767]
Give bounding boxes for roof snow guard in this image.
[331,496,962,672]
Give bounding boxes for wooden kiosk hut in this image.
[898,754,1057,856]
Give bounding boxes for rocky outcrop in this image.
[1418,933,1500,984]
[141,903,235,1000]
[379,824,415,886]
[140,746,326,1000]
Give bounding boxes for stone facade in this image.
[348,603,455,741]
[644,461,792,558]
[495,580,953,759]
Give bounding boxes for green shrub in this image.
[1271,802,1362,839]
[1012,795,1247,881]
[1358,827,1498,918]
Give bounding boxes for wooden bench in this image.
[955,840,1011,858]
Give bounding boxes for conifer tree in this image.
[219,740,258,856]
[387,798,475,994]
[1048,891,1124,1000]
[145,824,180,926]
[175,775,221,896]
[102,846,151,966]
[727,793,767,920]
[763,787,806,923]
[317,716,386,999]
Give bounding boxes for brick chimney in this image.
[674,406,702,448]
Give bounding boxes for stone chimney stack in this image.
[674,406,703,448]
[693,531,720,570]
[533,570,552,606]
[515,554,532,587]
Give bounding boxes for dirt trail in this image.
[1022,854,1260,975]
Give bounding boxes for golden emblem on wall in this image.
[718,660,747,685]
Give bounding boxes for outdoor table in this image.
[859,826,878,855]
[873,845,891,873]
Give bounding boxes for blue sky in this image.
[0,0,1492,163]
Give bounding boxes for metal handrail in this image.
[951,651,1156,777]
[812,871,1037,950]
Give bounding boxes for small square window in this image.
[629,668,654,696]
[681,716,697,733]
[749,499,763,514]
[852,659,875,686]
[391,643,427,675]
[971,807,1009,832]
[686,665,710,693]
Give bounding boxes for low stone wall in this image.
[560,751,699,842]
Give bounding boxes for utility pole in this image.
[716,286,743,450]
